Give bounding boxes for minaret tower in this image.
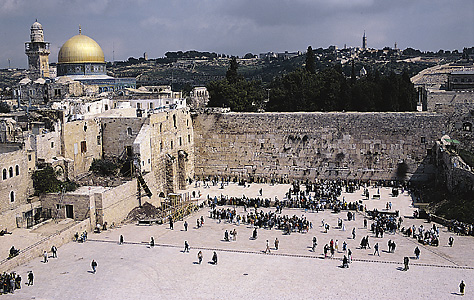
[25,20,50,78]
[362,31,367,50]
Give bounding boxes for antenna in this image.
[79,25,81,35]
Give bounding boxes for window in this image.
[173,115,177,128]
[137,103,141,109]
[160,141,163,152]
[51,142,54,148]
[179,137,182,146]
[80,141,87,153]
[2,169,6,180]
[15,165,19,176]
[170,141,173,150]
[97,136,101,145]
[188,135,191,143]
[105,104,109,111]
[463,122,472,132]
[9,167,13,178]
[10,191,14,202]
[160,124,162,133]
[28,154,32,161]
[84,123,88,132]
[421,137,426,143]
[127,127,133,135]
[149,103,153,109]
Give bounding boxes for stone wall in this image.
[0,146,30,214]
[63,119,102,178]
[193,112,447,182]
[149,108,194,194]
[101,117,148,158]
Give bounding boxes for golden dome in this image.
[58,34,105,64]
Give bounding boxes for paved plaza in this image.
[2,183,474,299]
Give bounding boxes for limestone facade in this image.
[101,117,148,158]
[149,108,194,194]
[62,119,103,178]
[193,112,447,182]
[0,145,30,215]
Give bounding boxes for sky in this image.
[0,0,473,69]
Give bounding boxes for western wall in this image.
[193,111,447,182]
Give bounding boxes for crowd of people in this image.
[0,271,32,294]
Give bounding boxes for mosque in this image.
[20,20,135,103]
[55,26,135,92]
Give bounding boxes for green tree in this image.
[226,57,242,84]
[305,46,316,74]
[32,166,63,195]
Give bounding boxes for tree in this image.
[305,46,316,74]
[226,57,242,84]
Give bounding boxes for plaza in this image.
[1,183,473,299]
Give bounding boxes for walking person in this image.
[91,260,97,273]
[184,241,190,252]
[414,246,420,259]
[212,251,218,264]
[43,250,48,263]
[119,235,124,245]
[150,237,154,248]
[264,240,271,254]
[197,251,203,264]
[274,238,279,250]
[312,237,317,252]
[184,221,188,231]
[403,256,409,271]
[374,242,380,256]
[460,280,465,296]
[27,271,34,286]
[352,227,356,239]
[51,245,57,258]
[449,236,454,247]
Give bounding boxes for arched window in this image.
[463,122,472,132]
[9,167,13,178]
[2,169,6,180]
[127,127,133,135]
[10,191,14,202]
[15,165,19,176]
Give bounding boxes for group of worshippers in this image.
[401,223,440,246]
[210,206,312,235]
[0,271,33,294]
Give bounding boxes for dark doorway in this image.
[65,204,74,219]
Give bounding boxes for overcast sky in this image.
[1,0,473,69]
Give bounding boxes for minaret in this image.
[362,31,367,50]
[25,20,50,78]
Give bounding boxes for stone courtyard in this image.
[2,183,473,299]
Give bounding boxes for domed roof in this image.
[31,21,43,29]
[58,33,105,64]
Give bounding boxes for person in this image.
[348,249,352,263]
[252,228,258,239]
[352,227,356,239]
[212,251,218,264]
[403,256,409,271]
[374,242,380,256]
[449,236,454,247]
[414,246,420,259]
[312,237,317,252]
[274,238,279,250]
[342,255,349,268]
[169,216,173,230]
[232,229,237,241]
[224,230,229,241]
[264,240,271,254]
[460,280,465,296]
[184,241,190,252]
[15,274,21,289]
[51,245,57,258]
[91,260,97,273]
[119,235,124,245]
[184,221,188,231]
[43,250,48,263]
[150,237,155,248]
[198,251,203,264]
[27,271,34,286]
